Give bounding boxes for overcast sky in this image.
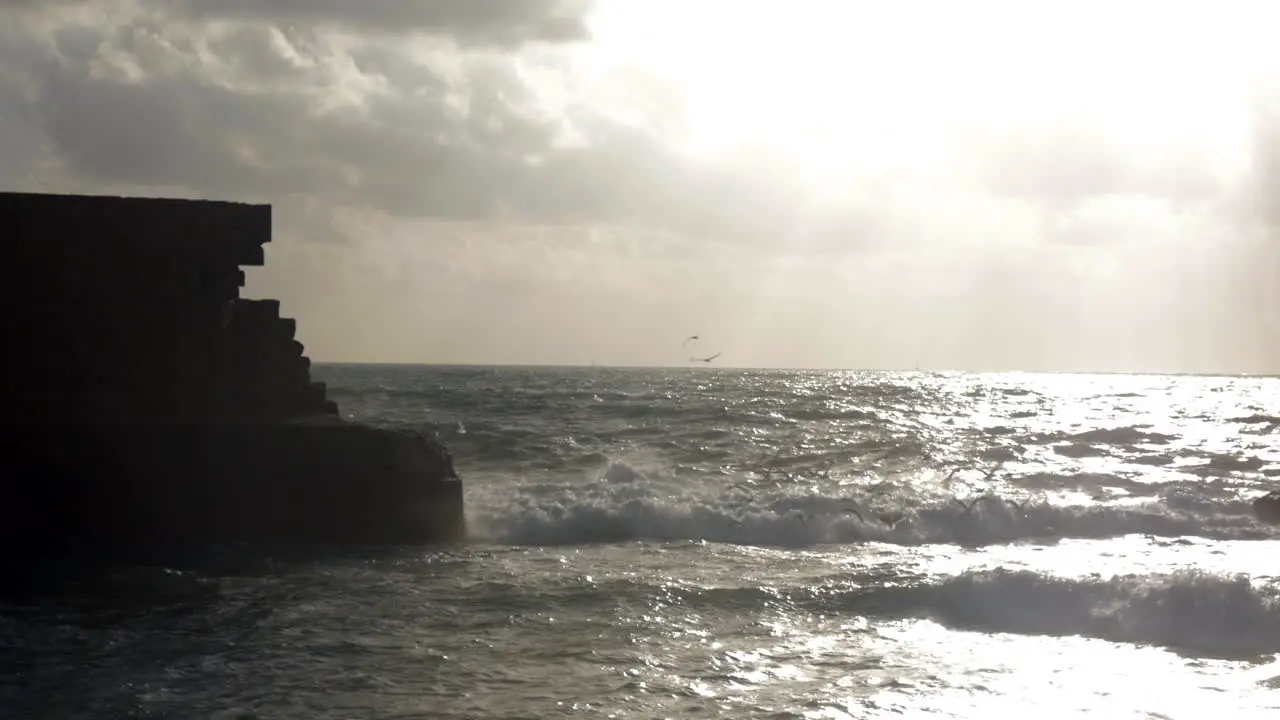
[2,0,1279,373]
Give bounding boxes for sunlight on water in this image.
[606,597,1280,718]
[6,366,1278,717]
[857,622,1279,719]
[903,536,1280,580]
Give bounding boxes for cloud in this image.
[1249,81,1280,227]
[2,13,552,212]
[958,120,1230,206]
[170,0,594,46]
[0,0,594,46]
[1,0,1277,371]
[0,6,882,253]
[2,0,1259,255]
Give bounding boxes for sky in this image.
[2,0,1279,373]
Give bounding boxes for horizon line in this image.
[307,360,1278,379]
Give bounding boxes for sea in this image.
[3,364,1280,718]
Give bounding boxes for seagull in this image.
[690,352,722,363]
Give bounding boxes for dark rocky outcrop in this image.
[1255,491,1280,525]
[0,191,465,552]
[9,419,465,547]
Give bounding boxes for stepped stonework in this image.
[1,191,465,551]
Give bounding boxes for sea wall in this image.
[1,192,333,421]
[0,191,465,549]
[8,420,465,547]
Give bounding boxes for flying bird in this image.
[682,335,700,346]
[690,352,721,363]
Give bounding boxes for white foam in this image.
[463,455,1280,549]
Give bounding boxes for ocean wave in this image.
[467,459,1279,549]
[878,568,1280,659]
[705,568,1279,659]
[437,566,1280,660]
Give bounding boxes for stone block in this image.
[3,421,466,548]
[0,190,465,553]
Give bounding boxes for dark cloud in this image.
[0,9,843,248]
[0,0,76,7]
[4,16,553,217]
[1,0,593,45]
[0,0,1264,261]
[170,0,593,46]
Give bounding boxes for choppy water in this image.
[4,365,1280,718]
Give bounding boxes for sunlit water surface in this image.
[4,366,1278,718]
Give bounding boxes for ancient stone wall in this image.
[1,191,337,421]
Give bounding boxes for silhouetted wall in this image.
[9,420,466,547]
[0,191,336,421]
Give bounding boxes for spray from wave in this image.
[465,451,1279,549]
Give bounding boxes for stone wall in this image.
[0,191,467,554]
[7,420,466,547]
[0,191,336,422]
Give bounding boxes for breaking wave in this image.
[892,568,1280,658]
[468,457,1280,549]
[431,564,1280,659]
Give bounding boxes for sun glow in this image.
[582,0,1276,189]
